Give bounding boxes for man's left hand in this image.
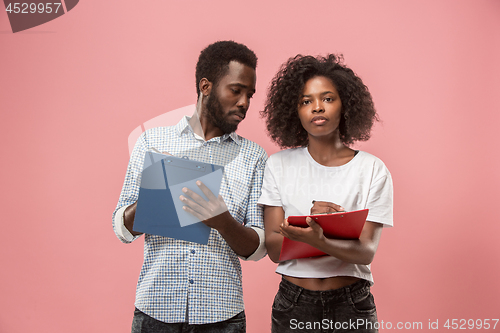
[180,180,229,230]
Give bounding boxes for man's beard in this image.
[205,90,240,134]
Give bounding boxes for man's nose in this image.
[237,95,250,109]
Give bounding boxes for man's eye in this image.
[231,89,240,94]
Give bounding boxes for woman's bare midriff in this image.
[283,275,361,291]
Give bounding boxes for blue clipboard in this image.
[133,151,224,244]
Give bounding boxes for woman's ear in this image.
[199,78,212,97]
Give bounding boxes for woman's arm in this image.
[280,219,383,265]
[263,205,286,263]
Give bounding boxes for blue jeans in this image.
[131,308,246,333]
[272,278,378,333]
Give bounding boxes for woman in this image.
[258,54,393,332]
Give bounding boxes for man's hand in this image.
[179,180,229,230]
[124,201,143,236]
[180,180,260,257]
[310,201,345,215]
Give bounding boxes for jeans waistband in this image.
[279,277,371,305]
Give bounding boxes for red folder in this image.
[279,209,369,261]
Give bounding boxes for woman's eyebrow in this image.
[301,91,336,98]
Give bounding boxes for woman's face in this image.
[298,76,342,140]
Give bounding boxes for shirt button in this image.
[191,250,195,254]
[189,279,194,284]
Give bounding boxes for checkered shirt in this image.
[112,116,267,324]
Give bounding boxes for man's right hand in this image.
[124,202,143,236]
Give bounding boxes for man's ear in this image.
[199,78,212,97]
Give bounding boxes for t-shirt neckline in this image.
[302,146,362,169]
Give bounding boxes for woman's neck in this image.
[307,134,356,167]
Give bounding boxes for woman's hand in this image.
[310,201,345,215]
[280,217,325,247]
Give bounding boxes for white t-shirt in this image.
[258,147,393,282]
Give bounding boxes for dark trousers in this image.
[132,308,245,333]
[272,278,378,333]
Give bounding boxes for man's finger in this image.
[195,180,217,202]
[181,187,208,207]
[179,195,205,214]
[182,204,204,220]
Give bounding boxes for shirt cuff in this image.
[239,226,266,261]
[114,204,140,243]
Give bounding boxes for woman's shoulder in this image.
[264,147,307,172]
[355,151,391,175]
[269,147,306,160]
[356,150,386,164]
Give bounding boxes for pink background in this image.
[1,1,499,332]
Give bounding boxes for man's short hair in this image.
[195,41,257,95]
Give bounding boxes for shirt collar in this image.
[175,116,241,145]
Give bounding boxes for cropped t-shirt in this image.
[257,147,393,282]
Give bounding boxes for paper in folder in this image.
[133,151,224,244]
[279,209,369,261]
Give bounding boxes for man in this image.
[112,41,267,332]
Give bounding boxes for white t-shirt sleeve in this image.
[257,157,283,207]
[366,166,394,227]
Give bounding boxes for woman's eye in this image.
[302,100,311,105]
[324,97,333,102]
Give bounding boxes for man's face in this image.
[205,61,256,134]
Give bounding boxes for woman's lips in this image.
[311,116,327,125]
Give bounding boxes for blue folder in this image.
[133,151,224,244]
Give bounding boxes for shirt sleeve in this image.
[238,226,266,261]
[242,148,268,230]
[112,132,148,243]
[257,156,283,207]
[366,166,394,227]
[113,204,141,242]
